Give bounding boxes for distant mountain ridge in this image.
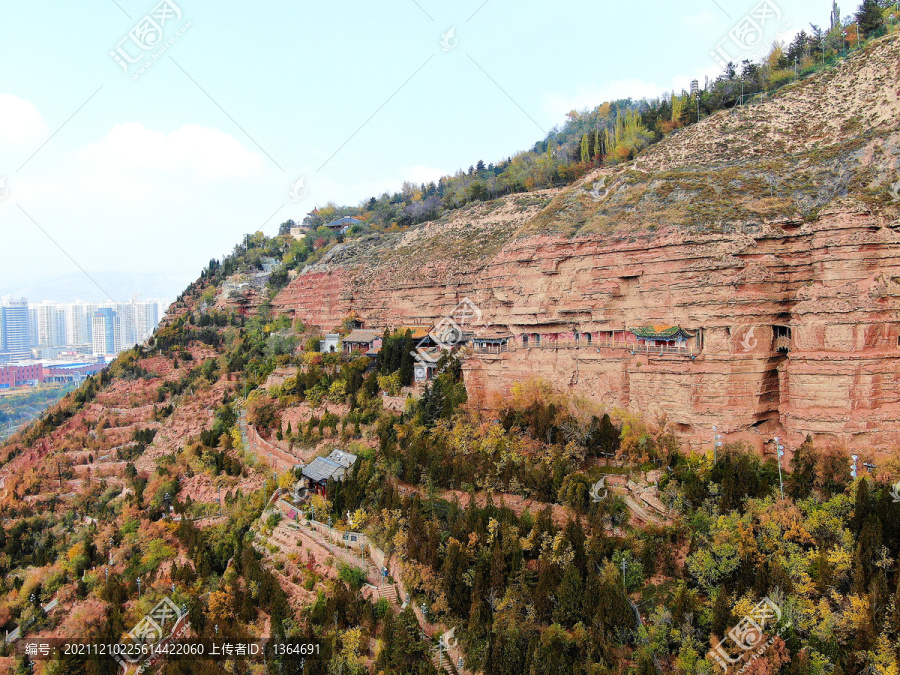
[1,270,186,303]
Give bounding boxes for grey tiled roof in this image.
[343,329,381,343]
[302,450,358,483]
[302,457,342,483]
[327,449,358,468]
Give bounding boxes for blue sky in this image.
[0,0,830,299]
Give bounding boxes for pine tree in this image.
[850,478,871,535]
[855,0,884,35]
[553,564,584,627]
[378,328,391,374]
[399,330,415,386]
[711,587,732,639]
[787,434,816,499]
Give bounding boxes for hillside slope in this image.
[274,34,900,456]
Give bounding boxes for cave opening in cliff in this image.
[773,325,792,353]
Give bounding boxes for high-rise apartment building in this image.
[0,299,31,360]
[92,308,121,357]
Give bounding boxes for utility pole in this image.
[713,426,723,463]
[774,437,785,499]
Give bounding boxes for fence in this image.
[471,343,510,355]
[727,27,898,115]
[510,339,695,357]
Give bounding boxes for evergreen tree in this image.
[787,435,816,499]
[855,0,884,35]
[850,478,871,535]
[378,328,392,374]
[553,564,584,626]
[711,587,732,639]
[399,330,415,386]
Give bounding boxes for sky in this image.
[0,0,830,301]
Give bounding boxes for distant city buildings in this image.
[0,296,167,366]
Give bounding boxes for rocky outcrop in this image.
[273,36,900,457]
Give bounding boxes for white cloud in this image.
[541,80,669,122]
[0,94,49,145]
[81,122,265,179]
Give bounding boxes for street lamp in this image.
[713,426,723,463]
[851,454,859,479]
[774,437,785,499]
[136,577,142,598]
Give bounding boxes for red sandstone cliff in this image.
[273,35,900,456]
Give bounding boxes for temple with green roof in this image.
[628,326,696,344]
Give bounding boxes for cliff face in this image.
[274,35,900,456]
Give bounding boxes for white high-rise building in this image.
[134,302,159,343]
[27,307,39,348]
[63,303,92,346]
[92,308,121,357]
[1,299,31,361]
[34,302,66,347]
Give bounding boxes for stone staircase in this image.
[429,638,456,674]
[376,583,400,607]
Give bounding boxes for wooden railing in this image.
[471,344,510,354]
[477,340,695,357]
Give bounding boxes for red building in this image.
[0,363,43,389]
[0,361,105,389]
